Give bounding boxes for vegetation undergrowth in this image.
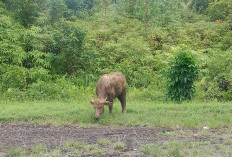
[0,100,231,129]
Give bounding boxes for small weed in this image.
[157,131,177,136]
[163,141,182,151]
[70,149,81,155]
[167,143,182,157]
[48,148,60,157]
[114,142,125,150]
[63,141,83,149]
[63,140,103,154]
[7,147,24,157]
[97,138,111,146]
[198,141,210,146]
[31,143,47,154]
[217,129,226,135]
[0,144,3,151]
[199,130,211,136]
[140,144,162,157]
[224,138,232,145]
[216,144,224,150]
[63,141,75,149]
[91,148,106,154]
[83,144,99,152]
[177,130,193,136]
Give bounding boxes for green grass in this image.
[0,100,232,128]
[48,148,60,157]
[97,138,111,146]
[31,143,47,154]
[7,147,25,157]
[70,149,81,155]
[140,141,232,157]
[4,146,59,157]
[113,142,125,150]
[224,138,232,146]
[157,131,177,136]
[63,141,84,149]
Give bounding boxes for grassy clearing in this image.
[140,141,232,157]
[0,100,232,128]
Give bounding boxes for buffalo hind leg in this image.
[118,91,126,113]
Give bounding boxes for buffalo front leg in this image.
[109,105,113,114]
[107,97,113,114]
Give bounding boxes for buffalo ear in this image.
[103,101,113,106]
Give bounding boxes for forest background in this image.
[0,0,232,102]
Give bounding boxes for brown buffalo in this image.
[90,72,126,120]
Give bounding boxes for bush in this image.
[166,46,199,102]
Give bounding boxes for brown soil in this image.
[0,124,230,156]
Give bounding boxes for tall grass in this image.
[0,100,231,128]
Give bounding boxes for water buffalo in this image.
[90,72,126,120]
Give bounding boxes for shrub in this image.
[166,46,199,102]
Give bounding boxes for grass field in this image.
[0,100,231,129]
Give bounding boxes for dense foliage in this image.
[0,0,231,101]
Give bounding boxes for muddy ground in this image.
[0,124,231,156]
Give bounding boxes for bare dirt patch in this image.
[0,124,231,156]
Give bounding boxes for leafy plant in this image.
[166,46,199,102]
